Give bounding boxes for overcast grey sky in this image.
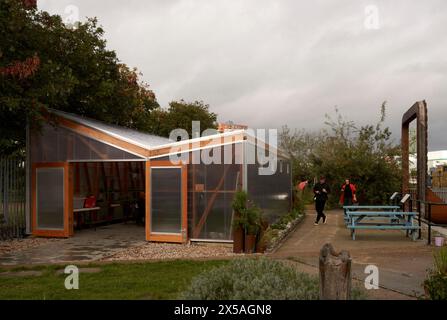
[38,0,447,150]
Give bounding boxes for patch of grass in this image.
[0,259,229,300]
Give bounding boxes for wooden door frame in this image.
[31,162,73,238]
[145,160,187,243]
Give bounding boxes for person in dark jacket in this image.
[313,176,330,225]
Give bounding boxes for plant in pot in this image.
[232,191,248,253]
[244,204,261,254]
[256,218,270,253]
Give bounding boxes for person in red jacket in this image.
[340,179,357,206]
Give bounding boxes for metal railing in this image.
[0,156,27,240]
[388,191,447,245]
[430,187,447,203]
[410,199,447,245]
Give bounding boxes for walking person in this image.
[297,179,308,193]
[339,179,357,207]
[313,176,330,225]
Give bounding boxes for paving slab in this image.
[0,223,146,266]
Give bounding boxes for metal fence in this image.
[0,157,27,240]
[430,187,447,203]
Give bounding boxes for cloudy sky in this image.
[38,0,447,150]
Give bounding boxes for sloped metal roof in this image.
[48,109,289,160]
[49,109,173,150]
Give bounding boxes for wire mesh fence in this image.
[0,156,27,240]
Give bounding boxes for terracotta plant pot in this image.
[233,226,244,253]
[256,242,266,253]
[245,234,257,254]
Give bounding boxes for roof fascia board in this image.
[52,114,150,157]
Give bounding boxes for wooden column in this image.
[319,243,352,300]
[401,100,428,213]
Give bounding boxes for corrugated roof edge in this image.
[48,108,172,150]
[48,108,289,159]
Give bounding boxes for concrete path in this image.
[0,224,146,266]
[271,209,437,299]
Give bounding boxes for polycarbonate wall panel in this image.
[247,148,291,223]
[30,123,143,162]
[36,167,64,229]
[151,167,182,233]
[187,143,243,240]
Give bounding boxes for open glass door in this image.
[146,160,187,243]
[32,163,72,237]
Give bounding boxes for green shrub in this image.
[434,246,447,275]
[424,247,447,300]
[180,258,320,300]
[424,274,447,300]
[351,285,368,300]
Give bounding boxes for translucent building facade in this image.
[27,109,292,242]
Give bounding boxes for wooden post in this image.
[319,243,352,300]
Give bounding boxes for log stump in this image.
[319,243,352,300]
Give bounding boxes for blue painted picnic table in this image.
[343,205,400,210]
[342,205,400,224]
[343,206,420,240]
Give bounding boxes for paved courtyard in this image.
[0,210,441,300]
[271,208,438,299]
[0,223,234,267]
[0,224,146,266]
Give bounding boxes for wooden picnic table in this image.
[343,207,420,240]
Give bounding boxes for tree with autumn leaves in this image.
[0,0,217,156]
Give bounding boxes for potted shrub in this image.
[256,220,271,253]
[245,224,258,253]
[232,213,246,253]
[232,191,248,253]
[244,204,261,254]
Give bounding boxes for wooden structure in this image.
[319,243,351,300]
[402,100,428,209]
[401,101,447,224]
[27,109,292,243]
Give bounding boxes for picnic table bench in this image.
[343,205,400,224]
[343,206,420,240]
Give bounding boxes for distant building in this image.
[217,121,248,133]
[409,150,447,171]
[432,165,447,188]
[428,150,447,169]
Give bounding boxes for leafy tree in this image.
[0,0,158,156]
[147,100,217,138]
[280,102,401,205]
[279,126,320,182]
